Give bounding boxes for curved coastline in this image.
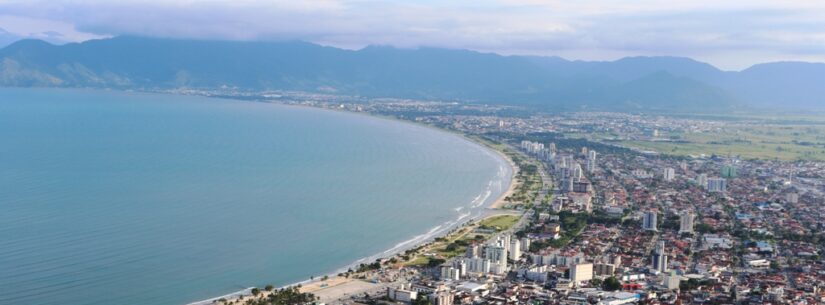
[186,103,518,305]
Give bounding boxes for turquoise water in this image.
[0,89,511,305]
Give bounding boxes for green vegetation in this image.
[619,123,825,161]
[413,295,434,305]
[602,277,622,291]
[680,278,712,291]
[559,211,588,236]
[502,154,543,204]
[406,256,431,266]
[356,260,382,272]
[220,286,316,305]
[427,258,446,267]
[404,214,521,267]
[478,215,520,231]
[695,223,716,234]
[527,211,590,250]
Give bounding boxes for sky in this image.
[1,0,824,70]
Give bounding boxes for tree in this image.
[265,285,274,292]
[427,258,446,267]
[251,288,261,296]
[413,295,433,305]
[602,277,622,291]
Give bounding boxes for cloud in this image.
[0,0,824,70]
[0,14,107,46]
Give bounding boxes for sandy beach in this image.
[281,144,521,304]
[194,130,520,305]
[489,147,519,209]
[302,278,381,303]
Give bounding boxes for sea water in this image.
[0,88,511,305]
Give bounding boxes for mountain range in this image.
[1,36,823,112]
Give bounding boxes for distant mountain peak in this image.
[0,36,821,111]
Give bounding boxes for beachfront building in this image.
[508,239,521,261]
[388,284,418,303]
[464,257,491,274]
[521,237,531,253]
[440,266,460,281]
[484,243,508,275]
[465,244,479,259]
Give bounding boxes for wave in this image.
[187,138,514,305]
[187,288,255,305]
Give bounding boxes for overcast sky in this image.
[1,0,824,70]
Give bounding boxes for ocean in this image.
[0,88,511,305]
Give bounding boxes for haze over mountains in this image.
[1,36,823,112]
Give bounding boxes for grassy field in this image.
[403,214,520,267]
[478,215,520,231]
[620,124,825,161]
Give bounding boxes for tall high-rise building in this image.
[572,163,583,180]
[679,211,694,234]
[485,244,508,269]
[570,263,593,285]
[564,178,575,193]
[440,266,460,281]
[586,150,597,173]
[585,159,595,173]
[643,211,658,231]
[663,167,675,181]
[608,254,622,267]
[521,237,531,253]
[664,271,680,290]
[465,257,491,274]
[707,178,727,193]
[509,239,521,261]
[651,240,668,273]
[466,244,480,258]
[721,165,737,178]
[696,173,708,187]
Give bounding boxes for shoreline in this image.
[485,141,518,209]
[187,101,521,305]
